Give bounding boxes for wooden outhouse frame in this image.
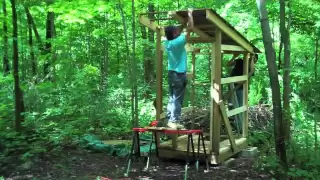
[139,8,261,164]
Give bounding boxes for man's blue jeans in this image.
[166,70,187,123]
[236,88,243,133]
[236,88,243,107]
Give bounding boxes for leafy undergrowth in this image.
[247,104,320,180]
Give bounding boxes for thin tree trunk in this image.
[142,3,155,99]
[141,25,148,86]
[43,10,55,78]
[256,0,287,171]
[11,0,24,131]
[118,0,132,123]
[25,6,36,76]
[24,7,43,48]
[118,0,130,67]
[19,9,26,80]
[146,3,155,84]
[281,0,291,141]
[314,37,319,151]
[101,12,109,90]
[316,39,319,82]
[2,0,10,75]
[278,41,283,70]
[116,41,120,74]
[132,0,138,127]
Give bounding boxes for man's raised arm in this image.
[185,9,194,41]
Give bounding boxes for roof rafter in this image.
[205,10,254,53]
[139,15,165,36]
[168,11,213,40]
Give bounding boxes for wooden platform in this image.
[157,134,248,164]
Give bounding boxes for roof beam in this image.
[188,37,214,43]
[139,14,198,52]
[139,15,165,36]
[221,45,246,52]
[168,11,213,40]
[205,10,254,53]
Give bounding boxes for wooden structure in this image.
[139,8,260,164]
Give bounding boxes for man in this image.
[228,53,258,106]
[227,53,258,133]
[163,9,194,129]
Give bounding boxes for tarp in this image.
[80,134,157,157]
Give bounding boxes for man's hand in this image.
[187,8,194,30]
[227,53,241,66]
[227,60,235,66]
[188,8,193,16]
[232,52,241,58]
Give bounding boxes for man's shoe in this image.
[167,122,185,129]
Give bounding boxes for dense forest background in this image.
[1,0,320,179]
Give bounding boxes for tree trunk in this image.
[116,41,120,74]
[256,0,288,170]
[101,13,109,90]
[118,1,130,66]
[142,3,156,99]
[25,7,36,76]
[11,0,24,132]
[132,0,138,127]
[2,0,10,75]
[281,0,291,141]
[141,22,148,84]
[24,7,43,48]
[314,37,319,151]
[43,10,55,78]
[278,41,283,70]
[145,4,155,85]
[118,0,132,123]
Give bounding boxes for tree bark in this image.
[145,4,155,85]
[281,0,291,141]
[278,41,283,70]
[24,7,43,48]
[43,10,55,78]
[11,0,24,132]
[101,13,109,90]
[314,37,319,151]
[2,0,10,75]
[118,0,130,70]
[25,7,36,76]
[256,0,288,170]
[132,0,138,127]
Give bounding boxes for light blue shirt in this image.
[163,34,187,73]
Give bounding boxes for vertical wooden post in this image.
[156,27,162,147]
[191,52,196,129]
[242,53,249,137]
[156,27,163,122]
[210,29,222,160]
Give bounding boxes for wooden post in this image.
[191,52,196,129]
[242,53,249,137]
[210,29,222,158]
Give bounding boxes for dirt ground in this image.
[2,149,271,180]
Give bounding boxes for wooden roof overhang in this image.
[139,8,261,54]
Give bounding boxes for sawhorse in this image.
[124,127,209,180]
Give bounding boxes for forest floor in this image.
[2,105,273,180]
[3,148,271,180]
